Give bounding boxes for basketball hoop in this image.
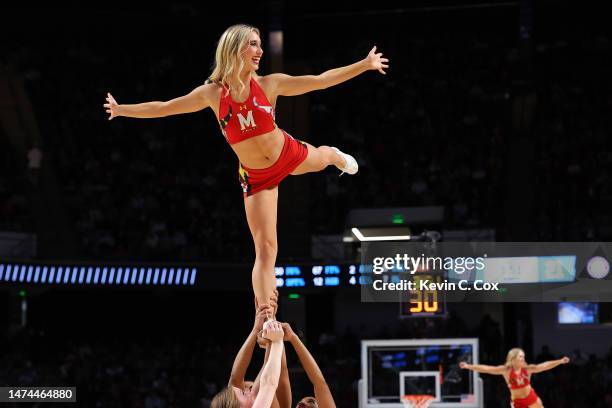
[401,395,435,408]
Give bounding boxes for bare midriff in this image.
[230,128,285,169]
[509,384,532,400]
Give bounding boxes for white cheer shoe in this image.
[331,147,359,176]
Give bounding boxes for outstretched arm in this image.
[266,46,389,97]
[103,83,214,120]
[255,329,291,408]
[253,345,282,408]
[228,303,272,388]
[459,362,506,375]
[283,323,336,408]
[261,290,290,407]
[527,357,570,373]
[275,348,292,408]
[253,321,285,408]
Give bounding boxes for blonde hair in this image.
[209,24,261,97]
[211,386,240,408]
[505,348,525,367]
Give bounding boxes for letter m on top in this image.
[237,111,256,130]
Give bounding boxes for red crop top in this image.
[217,77,276,144]
[508,368,531,389]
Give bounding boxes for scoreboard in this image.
[0,261,447,317]
[399,273,447,318]
[274,264,363,288]
[275,264,447,318]
[0,262,368,289]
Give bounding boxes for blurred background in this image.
[1,0,611,407]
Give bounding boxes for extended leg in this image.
[291,142,358,175]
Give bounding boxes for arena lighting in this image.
[3,262,375,289]
[269,30,283,55]
[587,256,610,279]
[167,269,174,285]
[391,214,405,224]
[351,227,412,242]
[0,262,199,287]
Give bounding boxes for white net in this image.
[401,395,435,408]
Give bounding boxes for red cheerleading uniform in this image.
[217,77,308,197]
[508,368,539,408]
